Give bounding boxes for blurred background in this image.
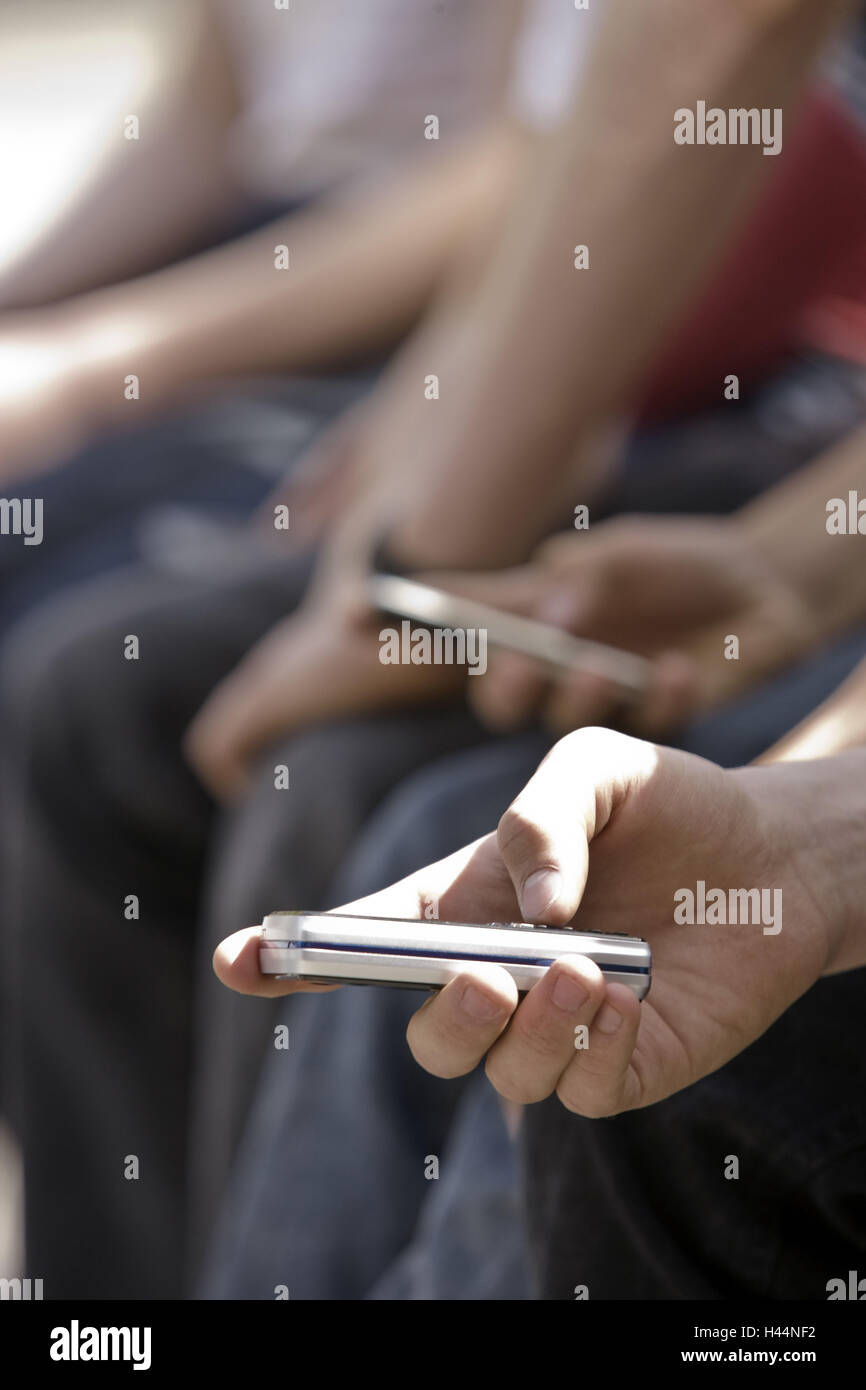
[1,0,864,1303]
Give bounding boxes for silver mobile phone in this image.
[258,912,651,998]
[368,572,650,696]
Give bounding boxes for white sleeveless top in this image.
[217,0,599,198]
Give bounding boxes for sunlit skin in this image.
[760,656,866,762]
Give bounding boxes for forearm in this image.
[740,423,866,639]
[63,123,528,428]
[748,648,866,973]
[0,0,240,309]
[386,0,853,569]
[758,656,866,763]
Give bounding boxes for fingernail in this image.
[460,984,505,1022]
[595,1002,623,1035]
[521,868,562,921]
[551,972,589,1013]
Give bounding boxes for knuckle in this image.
[405,1013,458,1079]
[555,724,605,755]
[556,1077,615,1119]
[510,1011,576,1066]
[496,804,548,860]
[551,724,616,773]
[602,514,643,552]
[485,1053,551,1105]
[407,990,495,1080]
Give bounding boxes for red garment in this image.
[639,88,866,421]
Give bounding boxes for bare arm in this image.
[760,656,866,762]
[362,0,856,570]
[56,123,529,432]
[0,0,241,308]
[740,423,866,642]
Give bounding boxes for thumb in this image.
[496,727,657,925]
